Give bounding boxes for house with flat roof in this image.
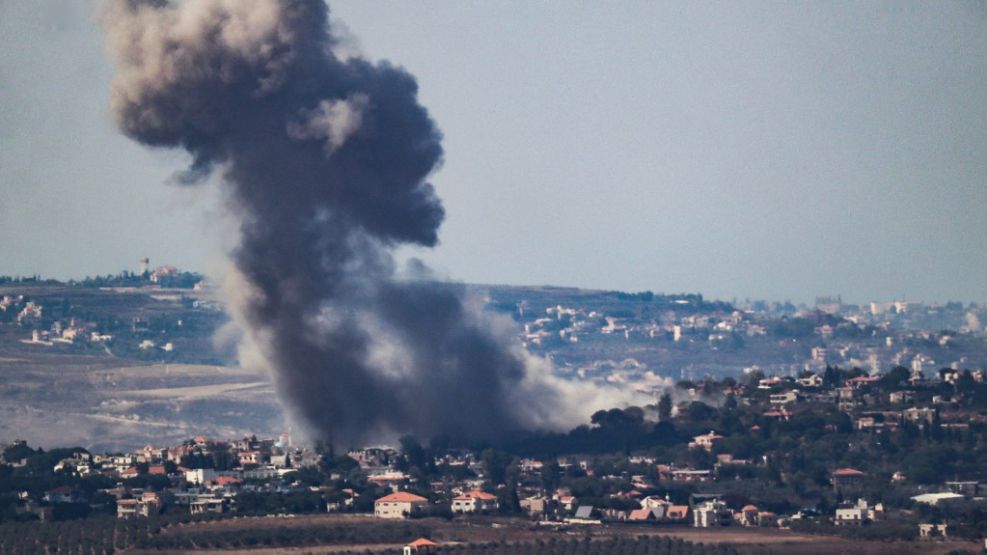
[688,431,724,451]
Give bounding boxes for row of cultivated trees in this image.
[0,513,232,554]
[138,521,429,551]
[360,537,738,555]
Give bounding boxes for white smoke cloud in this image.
[287,94,370,154]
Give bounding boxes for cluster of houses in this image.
[370,485,812,531]
[6,355,987,538]
[0,434,809,528]
[2,422,984,543]
[2,294,180,351]
[371,489,501,519]
[361,441,880,530]
[711,366,987,436]
[359,361,987,536]
[1,295,98,345]
[514,292,986,381]
[2,434,308,521]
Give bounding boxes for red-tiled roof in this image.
[628,508,653,520]
[454,490,497,501]
[832,468,865,476]
[407,537,438,547]
[665,505,689,519]
[376,492,428,503]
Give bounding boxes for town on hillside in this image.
[3,363,987,552]
[3,269,985,381]
[2,270,986,451]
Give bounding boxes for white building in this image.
[184,468,218,485]
[519,496,547,516]
[769,390,800,405]
[918,523,949,539]
[797,374,823,388]
[374,492,428,519]
[693,500,732,527]
[688,431,724,451]
[116,498,153,518]
[450,490,499,513]
[911,492,964,506]
[190,496,227,515]
[835,499,883,525]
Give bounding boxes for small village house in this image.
[451,490,499,514]
[374,492,428,519]
[688,431,724,451]
[404,537,439,554]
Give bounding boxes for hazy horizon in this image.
[2,1,986,305]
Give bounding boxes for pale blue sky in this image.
[1,1,985,304]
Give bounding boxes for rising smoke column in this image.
[103,0,573,445]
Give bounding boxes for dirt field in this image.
[118,380,270,399]
[132,514,986,555]
[0,354,281,451]
[659,527,982,554]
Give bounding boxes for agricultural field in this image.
[0,358,282,451]
[124,514,986,555]
[0,284,286,450]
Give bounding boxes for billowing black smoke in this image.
[102,0,575,445]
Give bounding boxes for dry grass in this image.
[140,514,986,555]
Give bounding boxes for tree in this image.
[880,366,910,388]
[658,393,673,421]
[955,370,977,394]
[746,371,765,388]
[2,442,35,464]
[497,485,521,515]
[687,447,714,470]
[399,436,427,474]
[481,449,513,486]
[541,459,561,493]
[590,408,644,429]
[685,401,715,422]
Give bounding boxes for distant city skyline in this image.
[2,1,986,305]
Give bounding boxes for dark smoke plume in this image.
[103,0,621,445]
